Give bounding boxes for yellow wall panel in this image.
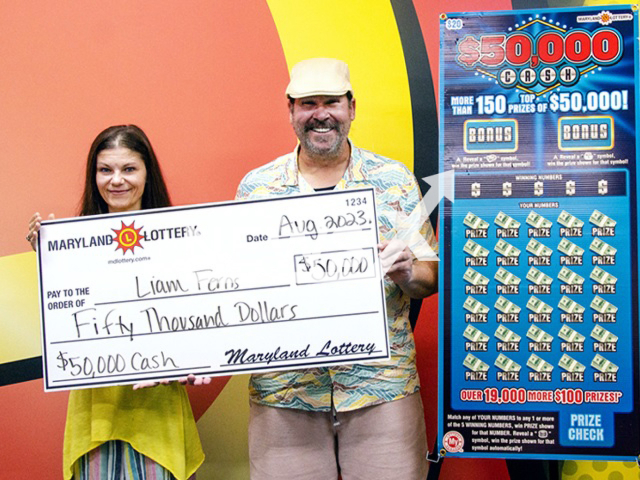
[267,0,414,169]
[0,252,41,363]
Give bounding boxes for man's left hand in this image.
[379,239,438,299]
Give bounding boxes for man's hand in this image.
[379,239,438,299]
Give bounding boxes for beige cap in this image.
[285,58,353,98]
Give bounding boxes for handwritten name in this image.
[135,269,239,298]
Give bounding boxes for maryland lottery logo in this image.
[112,221,144,255]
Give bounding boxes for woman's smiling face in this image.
[95,147,147,213]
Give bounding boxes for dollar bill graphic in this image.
[590,267,617,285]
[558,296,585,314]
[590,296,618,314]
[494,239,521,257]
[495,296,521,314]
[464,268,490,286]
[495,267,521,285]
[495,211,521,229]
[464,239,490,257]
[527,296,553,314]
[591,354,618,373]
[591,325,618,343]
[590,238,617,256]
[558,238,584,257]
[559,354,586,373]
[464,325,490,343]
[558,266,584,285]
[526,325,553,343]
[463,296,490,314]
[526,267,553,285]
[495,353,521,372]
[526,239,553,257]
[526,211,552,229]
[558,325,585,343]
[590,210,617,228]
[527,354,554,372]
[464,353,490,372]
[558,210,584,228]
[464,212,490,230]
[495,325,521,343]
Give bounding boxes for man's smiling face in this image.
[290,94,355,157]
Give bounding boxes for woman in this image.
[27,125,204,480]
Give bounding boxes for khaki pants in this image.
[248,393,428,480]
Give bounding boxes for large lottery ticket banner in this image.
[438,6,639,460]
[38,188,389,391]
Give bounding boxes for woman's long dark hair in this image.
[79,125,171,216]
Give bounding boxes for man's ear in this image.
[288,100,295,125]
[350,97,356,121]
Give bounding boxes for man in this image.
[236,57,438,480]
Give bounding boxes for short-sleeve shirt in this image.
[235,144,437,412]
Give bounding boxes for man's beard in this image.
[295,119,347,157]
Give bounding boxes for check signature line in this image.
[219,350,384,367]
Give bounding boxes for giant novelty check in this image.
[38,188,389,390]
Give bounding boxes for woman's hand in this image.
[133,379,172,390]
[132,375,211,390]
[179,374,212,386]
[27,212,55,251]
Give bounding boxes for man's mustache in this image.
[304,120,338,132]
